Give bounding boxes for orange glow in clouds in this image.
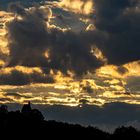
[0,3,140,107]
[59,0,94,15]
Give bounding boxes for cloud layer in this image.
[6,0,140,74]
[6,3,103,76]
[94,0,140,65]
[0,0,139,87]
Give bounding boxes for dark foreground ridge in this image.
[0,102,140,139]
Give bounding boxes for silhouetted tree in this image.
[0,105,8,114]
[112,126,140,140]
[30,109,44,121]
[21,101,31,114]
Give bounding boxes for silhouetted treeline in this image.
[0,102,140,139]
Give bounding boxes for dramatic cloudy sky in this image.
[0,0,140,131]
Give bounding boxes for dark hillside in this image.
[0,102,139,139]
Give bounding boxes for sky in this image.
[0,0,140,131]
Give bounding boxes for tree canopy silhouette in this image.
[0,103,139,139]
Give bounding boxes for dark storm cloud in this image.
[48,29,104,75]
[5,92,23,98]
[41,102,140,125]
[6,3,103,76]
[6,0,140,76]
[116,66,128,75]
[5,92,33,99]
[93,0,140,65]
[0,70,54,85]
[7,4,50,67]
[0,0,52,11]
